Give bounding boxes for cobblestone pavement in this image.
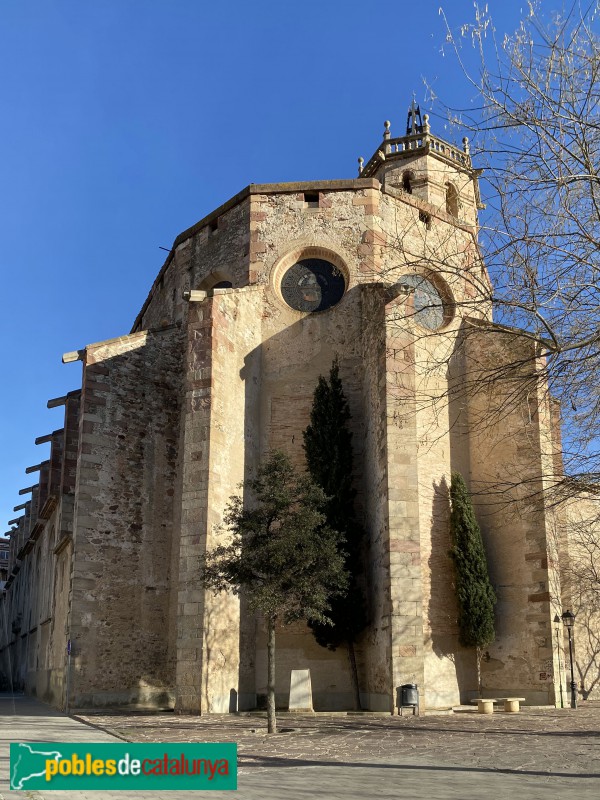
[1,694,599,799]
[79,703,600,778]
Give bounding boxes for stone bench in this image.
[472,697,526,714]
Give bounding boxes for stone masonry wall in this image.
[243,185,384,710]
[134,196,252,333]
[462,323,561,704]
[367,172,486,709]
[175,288,264,713]
[380,152,480,229]
[254,285,369,710]
[68,325,183,709]
[560,493,600,700]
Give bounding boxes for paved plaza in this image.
[1,694,599,799]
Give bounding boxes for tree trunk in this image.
[267,617,277,734]
[347,639,362,711]
[476,646,482,697]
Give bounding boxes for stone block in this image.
[288,669,313,712]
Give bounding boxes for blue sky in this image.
[0,0,531,528]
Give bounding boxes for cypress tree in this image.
[303,358,368,710]
[449,472,496,695]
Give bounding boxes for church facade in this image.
[0,110,581,712]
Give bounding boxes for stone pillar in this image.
[175,298,215,713]
[175,288,263,713]
[384,295,425,712]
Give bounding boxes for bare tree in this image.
[430,1,600,495]
[420,6,600,696]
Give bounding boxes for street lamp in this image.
[553,614,564,708]
[561,610,577,709]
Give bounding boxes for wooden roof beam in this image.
[25,461,50,475]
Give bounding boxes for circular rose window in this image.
[397,274,445,330]
[281,258,346,312]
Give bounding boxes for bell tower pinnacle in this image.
[405,95,423,135]
[357,100,483,227]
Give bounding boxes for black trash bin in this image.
[397,683,419,715]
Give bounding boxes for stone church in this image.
[0,106,585,712]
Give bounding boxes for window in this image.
[281,259,345,312]
[445,183,459,217]
[396,274,445,330]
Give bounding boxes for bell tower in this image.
[358,100,483,229]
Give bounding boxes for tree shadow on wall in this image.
[202,588,241,714]
[575,603,600,700]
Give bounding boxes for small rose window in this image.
[281,259,346,312]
